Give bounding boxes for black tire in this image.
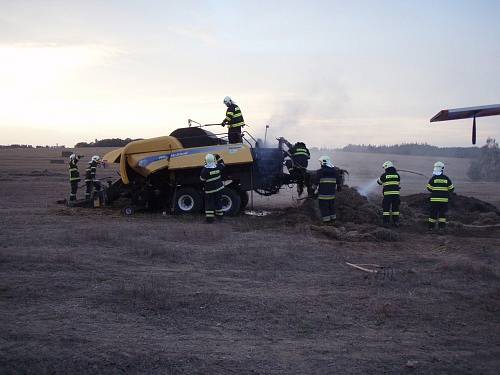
[239,190,249,210]
[220,187,241,216]
[174,187,203,214]
[122,206,135,216]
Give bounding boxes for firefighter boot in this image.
[383,214,390,228]
[392,215,400,228]
[438,219,446,232]
[428,219,436,231]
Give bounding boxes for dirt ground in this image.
[1,148,500,374]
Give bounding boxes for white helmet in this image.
[382,161,394,169]
[434,161,445,169]
[69,153,77,161]
[205,153,215,164]
[91,155,100,163]
[223,96,233,105]
[318,155,332,166]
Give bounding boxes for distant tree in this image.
[74,138,141,147]
[468,137,500,181]
[339,143,480,158]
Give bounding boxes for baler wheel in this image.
[174,187,203,214]
[220,187,241,216]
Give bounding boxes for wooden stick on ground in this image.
[345,262,378,273]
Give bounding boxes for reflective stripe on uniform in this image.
[433,179,449,184]
[438,218,447,222]
[382,181,400,186]
[430,197,449,202]
[383,190,400,195]
[392,211,400,216]
[428,218,437,223]
[318,195,335,200]
[385,174,399,179]
[319,178,337,183]
[206,176,221,182]
[205,186,224,194]
[383,212,391,216]
[228,121,244,128]
[293,148,309,157]
[428,186,449,191]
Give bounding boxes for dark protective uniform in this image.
[377,167,401,225]
[427,174,454,229]
[85,160,98,201]
[200,163,225,222]
[316,165,342,222]
[222,103,245,143]
[282,140,311,196]
[68,158,80,201]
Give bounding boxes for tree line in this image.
[338,143,480,159]
[74,138,142,147]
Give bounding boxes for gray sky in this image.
[1,0,499,147]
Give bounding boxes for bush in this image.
[467,138,500,181]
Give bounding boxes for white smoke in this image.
[356,179,379,197]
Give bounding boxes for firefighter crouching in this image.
[85,155,101,201]
[200,153,225,222]
[316,155,342,223]
[221,96,245,144]
[68,154,81,201]
[377,161,401,227]
[427,161,454,231]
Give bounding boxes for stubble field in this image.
[0,147,499,374]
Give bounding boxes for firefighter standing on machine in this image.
[315,155,342,224]
[377,161,401,227]
[200,153,225,222]
[427,161,454,231]
[280,137,311,196]
[221,96,245,144]
[85,155,101,201]
[68,154,81,201]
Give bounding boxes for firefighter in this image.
[221,96,245,144]
[377,161,401,227]
[85,155,100,201]
[68,154,81,201]
[214,153,225,168]
[200,153,225,222]
[427,161,454,231]
[316,155,342,223]
[280,137,311,196]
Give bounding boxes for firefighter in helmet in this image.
[427,161,454,231]
[221,96,245,144]
[377,161,401,227]
[200,153,225,222]
[85,155,101,201]
[279,137,311,196]
[68,154,81,201]
[315,155,342,223]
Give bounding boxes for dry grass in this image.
[1,148,500,374]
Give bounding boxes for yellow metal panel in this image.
[119,136,183,184]
[102,148,123,163]
[140,143,253,175]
